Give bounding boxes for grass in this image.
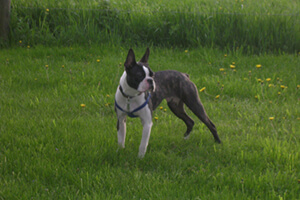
[0,45,299,199]
[7,0,300,53]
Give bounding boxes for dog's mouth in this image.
[147,79,156,92]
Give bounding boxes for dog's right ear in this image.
[124,49,136,69]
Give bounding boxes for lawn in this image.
[0,45,299,199]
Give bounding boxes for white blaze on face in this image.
[137,66,153,92]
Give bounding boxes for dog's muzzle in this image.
[147,78,156,92]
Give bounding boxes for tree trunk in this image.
[0,0,11,43]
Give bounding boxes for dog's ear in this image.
[139,48,150,63]
[124,49,136,69]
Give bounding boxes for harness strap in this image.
[115,93,151,118]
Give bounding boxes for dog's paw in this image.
[184,134,190,140]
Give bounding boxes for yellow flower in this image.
[46,8,49,12]
[257,79,262,82]
[62,65,65,68]
[255,95,258,99]
[80,104,86,108]
[280,85,287,89]
[220,68,225,72]
[27,45,30,49]
[215,95,220,99]
[164,109,167,112]
[278,92,281,95]
[97,59,100,62]
[230,65,235,69]
[106,94,110,97]
[184,50,188,53]
[268,84,274,87]
[269,101,272,104]
[154,116,158,120]
[159,106,163,110]
[269,117,274,120]
[256,64,262,68]
[224,54,227,57]
[232,62,235,65]
[19,40,22,44]
[199,87,206,92]
[297,85,300,89]
[45,65,49,68]
[266,78,271,82]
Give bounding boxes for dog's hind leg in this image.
[182,83,221,143]
[185,95,221,143]
[167,98,195,139]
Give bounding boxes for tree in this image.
[0,0,11,44]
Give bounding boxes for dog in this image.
[115,48,221,158]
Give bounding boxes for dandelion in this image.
[62,65,65,68]
[232,62,235,65]
[257,79,262,83]
[184,50,188,53]
[45,65,49,68]
[199,87,206,92]
[269,117,274,121]
[256,64,262,68]
[154,116,158,120]
[215,95,220,99]
[97,59,100,62]
[224,54,227,57]
[268,84,274,87]
[255,95,258,99]
[105,103,110,107]
[164,109,167,112]
[230,65,235,69]
[46,8,49,12]
[266,78,271,82]
[278,92,281,95]
[269,101,272,104]
[27,45,30,49]
[297,85,300,89]
[280,85,287,89]
[219,68,225,72]
[159,106,163,110]
[80,104,86,108]
[19,40,22,44]
[106,94,110,98]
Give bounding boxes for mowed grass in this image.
[0,45,299,199]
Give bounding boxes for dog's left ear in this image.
[139,48,150,63]
[124,49,136,69]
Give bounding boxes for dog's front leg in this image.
[138,117,153,158]
[117,115,127,149]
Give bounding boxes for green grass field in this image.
[0,45,299,199]
[1,0,299,199]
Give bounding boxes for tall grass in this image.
[8,0,300,53]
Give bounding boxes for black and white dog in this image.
[115,48,221,158]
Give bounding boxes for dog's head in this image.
[124,48,155,92]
